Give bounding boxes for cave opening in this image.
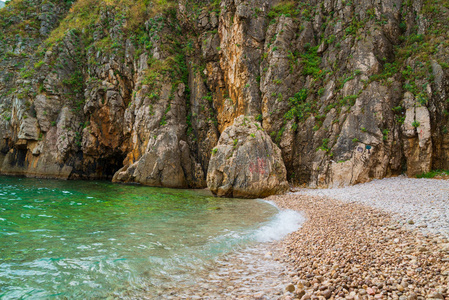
[11,148,27,168]
[96,152,127,180]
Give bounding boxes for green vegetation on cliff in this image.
[0,0,448,192]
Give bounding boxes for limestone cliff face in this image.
[0,0,448,194]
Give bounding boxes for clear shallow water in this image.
[0,176,302,299]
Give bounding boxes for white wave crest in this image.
[253,201,304,242]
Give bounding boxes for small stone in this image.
[322,289,332,299]
[408,293,417,300]
[408,220,415,225]
[296,289,306,298]
[286,284,296,293]
[428,292,444,299]
[301,294,311,300]
[254,292,264,299]
[397,284,404,292]
[366,287,375,295]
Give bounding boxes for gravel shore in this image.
[134,177,449,299]
[269,177,449,300]
[296,177,449,237]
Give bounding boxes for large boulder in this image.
[207,115,289,198]
[112,129,205,188]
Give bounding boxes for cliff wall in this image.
[0,0,448,194]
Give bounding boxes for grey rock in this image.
[207,115,288,198]
[18,117,39,141]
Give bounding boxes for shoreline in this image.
[266,177,449,299]
[2,175,447,298]
[153,177,448,299]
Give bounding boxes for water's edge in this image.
[119,199,305,299]
[0,176,304,299]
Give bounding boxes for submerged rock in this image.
[207,115,288,198]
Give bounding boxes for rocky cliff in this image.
[0,0,448,196]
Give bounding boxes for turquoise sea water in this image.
[0,176,302,299]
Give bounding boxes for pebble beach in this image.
[137,177,449,299]
[271,178,449,300]
[297,177,449,237]
[270,176,449,300]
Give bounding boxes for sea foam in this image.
[253,200,304,242]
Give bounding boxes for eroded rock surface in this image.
[0,0,448,195]
[207,115,288,198]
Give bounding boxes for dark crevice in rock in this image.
[77,153,126,180]
[0,0,448,196]
[14,148,27,168]
[100,153,127,180]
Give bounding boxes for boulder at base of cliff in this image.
[207,115,288,198]
[112,129,205,188]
